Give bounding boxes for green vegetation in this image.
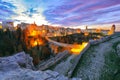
[0,28,22,56]
[100,41,120,80]
[112,41,120,51]
[100,50,120,80]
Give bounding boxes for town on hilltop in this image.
[0,21,119,80]
[0,21,116,63]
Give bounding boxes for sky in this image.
[0,0,120,28]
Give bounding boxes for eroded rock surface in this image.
[0,51,34,71]
[0,69,81,80]
[0,52,81,80]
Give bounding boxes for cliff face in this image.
[0,69,81,80]
[0,51,81,80]
[72,33,120,80]
[0,51,34,71]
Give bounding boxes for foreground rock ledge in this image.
[0,52,81,80]
[0,51,34,71]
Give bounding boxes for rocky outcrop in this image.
[0,52,81,80]
[0,69,81,80]
[0,51,34,71]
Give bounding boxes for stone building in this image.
[108,24,116,35]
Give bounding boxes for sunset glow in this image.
[71,42,88,55]
[0,0,120,27]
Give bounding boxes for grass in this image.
[112,41,120,52]
[100,44,120,80]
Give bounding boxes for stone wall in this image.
[89,36,111,45]
[38,50,70,70]
[67,43,90,77]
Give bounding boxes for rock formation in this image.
[0,51,81,80]
[0,69,81,80]
[0,51,34,71]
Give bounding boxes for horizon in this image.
[0,21,120,31]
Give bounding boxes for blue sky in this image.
[0,0,120,27]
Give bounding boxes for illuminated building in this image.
[0,24,2,29]
[108,24,116,35]
[2,21,14,30]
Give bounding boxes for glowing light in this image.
[70,42,88,55]
[30,30,37,36]
[38,39,43,45]
[33,41,38,46]
[96,29,101,33]
[76,29,81,33]
[3,29,7,32]
[24,23,45,48]
[42,30,45,33]
[0,25,2,29]
[54,33,57,37]
[84,32,89,36]
[32,39,44,47]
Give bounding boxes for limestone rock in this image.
[0,51,81,80]
[0,69,81,80]
[0,51,34,71]
[45,70,59,77]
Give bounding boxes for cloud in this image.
[0,0,120,27]
[0,0,49,25]
[43,0,120,26]
[0,0,16,21]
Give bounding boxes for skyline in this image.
[0,0,120,28]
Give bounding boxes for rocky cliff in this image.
[0,52,81,80]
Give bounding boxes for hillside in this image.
[72,33,120,80]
